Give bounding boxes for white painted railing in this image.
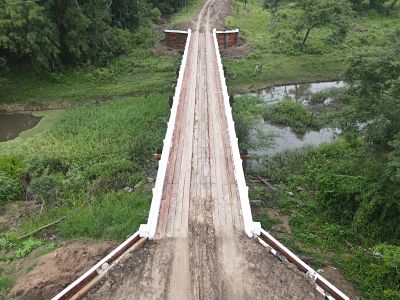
[212,29,348,299]
[212,29,261,237]
[52,231,142,300]
[139,29,192,239]
[258,229,349,300]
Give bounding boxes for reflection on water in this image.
[0,113,42,142]
[242,81,346,104]
[248,120,340,167]
[236,81,346,168]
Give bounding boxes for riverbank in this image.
[227,1,400,298]
[224,0,399,93]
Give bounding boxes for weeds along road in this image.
[84,0,320,298]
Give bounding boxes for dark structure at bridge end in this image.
[164,30,189,49]
[164,29,239,49]
[216,29,239,48]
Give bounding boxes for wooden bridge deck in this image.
[53,0,349,298]
[156,31,243,238]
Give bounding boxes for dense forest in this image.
[0,0,186,70]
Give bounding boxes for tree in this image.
[264,0,281,28]
[293,0,353,51]
[344,31,400,149]
[0,0,60,69]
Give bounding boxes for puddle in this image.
[241,81,346,104]
[249,120,340,168]
[0,113,42,142]
[236,81,346,168]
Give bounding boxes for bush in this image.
[86,67,117,83]
[340,244,400,300]
[315,173,366,223]
[15,238,44,258]
[29,174,65,207]
[48,72,66,84]
[0,173,21,206]
[0,156,25,177]
[263,100,321,134]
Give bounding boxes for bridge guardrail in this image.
[258,229,349,300]
[52,231,146,300]
[212,29,261,238]
[140,29,192,238]
[212,28,349,300]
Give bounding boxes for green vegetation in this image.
[230,1,400,298]
[263,100,320,134]
[248,141,400,299]
[0,234,44,262]
[1,94,168,237]
[0,276,12,295]
[0,47,178,105]
[224,0,399,92]
[0,157,25,206]
[232,95,275,150]
[0,0,185,70]
[170,0,205,25]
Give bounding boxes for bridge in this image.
[52,0,349,299]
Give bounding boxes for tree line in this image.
[0,0,185,70]
[265,0,399,52]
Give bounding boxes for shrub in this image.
[29,174,64,207]
[0,173,21,206]
[263,100,321,134]
[86,67,117,83]
[14,238,44,258]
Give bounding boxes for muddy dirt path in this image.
[84,0,321,299]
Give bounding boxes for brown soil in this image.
[155,0,251,59]
[174,0,231,31]
[11,240,117,300]
[0,201,39,232]
[267,207,292,234]
[84,233,320,300]
[0,98,108,113]
[321,266,360,299]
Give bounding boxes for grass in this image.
[0,48,178,107]
[247,140,400,299]
[0,94,169,241]
[224,0,400,92]
[263,100,320,134]
[0,276,13,296]
[170,0,206,26]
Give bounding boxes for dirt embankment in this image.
[11,240,117,300]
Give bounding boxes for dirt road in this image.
[85,0,321,298]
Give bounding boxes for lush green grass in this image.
[170,0,206,26]
[0,48,178,106]
[224,0,399,92]
[0,94,169,240]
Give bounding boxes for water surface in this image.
[237,81,346,168]
[242,81,346,104]
[0,113,42,142]
[249,120,340,168]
